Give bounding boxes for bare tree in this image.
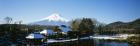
[19,20,23,24]
[4,17,13,24]
[14,20,23,24]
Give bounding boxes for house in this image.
[40,29,55,36]
[25,33,45,45]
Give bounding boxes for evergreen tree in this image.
[78,18,95,36]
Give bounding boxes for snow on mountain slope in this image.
[41,13,69,22]
[30,13,69,26]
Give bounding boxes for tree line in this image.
[0,16,140,45]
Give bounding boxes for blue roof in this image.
[60,27,71,33]
[47,29,54,35]
[26,33,45,39]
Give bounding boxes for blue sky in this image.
[0,0,140,24]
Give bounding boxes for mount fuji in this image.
[30,13,70,26]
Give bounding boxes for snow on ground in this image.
[47,38,78,43]
[47,37,90,43]
[91,34,136,40]
[46,34,136,43]
[92,36,118,39]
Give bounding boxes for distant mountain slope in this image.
[30,13,69,26]
[106,18,140,29]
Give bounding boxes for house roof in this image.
[26,33,45,39]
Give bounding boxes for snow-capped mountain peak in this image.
[30,13,70,26]
[41,13,69,22]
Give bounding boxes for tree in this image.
[70,19,82,31]
[134,26,140,34]
[14,20,23,24]
[67,31,78,38]
[4,17,13,24]
[97,24,105,35]
[53,26,62,33]
[78,18,95,36]
[70,18,96,37]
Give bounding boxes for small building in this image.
[59,25,71,34]
[39,25,71,36]
[40,29,48,36]
[40,29,55,36]
[26,33,45,39]
[26,33,45,45]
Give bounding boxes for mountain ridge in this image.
[29,13,69,26]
